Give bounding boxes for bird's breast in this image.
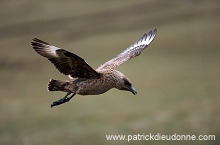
[76,75,115,95]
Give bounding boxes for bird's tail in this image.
[48,79,70,92]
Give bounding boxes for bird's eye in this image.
[124,79,131,87]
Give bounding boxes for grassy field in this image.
[0,0,220,145]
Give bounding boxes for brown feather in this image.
[97,29,157,70]
[32,38,100,79]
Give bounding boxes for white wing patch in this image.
[97,28,157,70]
[120,29,156,56]
[31,38,61,58]
[47,46,60,57]
[132,30,156,47]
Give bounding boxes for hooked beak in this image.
[130,87,137,95]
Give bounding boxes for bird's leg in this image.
[51,91,75,108]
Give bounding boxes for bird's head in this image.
[120,77,137,95]
[114,70,137,95]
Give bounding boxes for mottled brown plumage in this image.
[32,29,157,107]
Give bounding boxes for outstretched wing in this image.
[32,38,100,79]
[97,28,157,70]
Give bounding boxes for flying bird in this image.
[32,28,157,107]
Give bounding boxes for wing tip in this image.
[32,38,38,41]
[32,38,50,45]
[31,38,60,58]
[146,28,157,43]
[152,28,157,37]
[147,28,157,37]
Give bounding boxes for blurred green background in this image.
[0,0,219,145]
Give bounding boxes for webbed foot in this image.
[51,91,75,107]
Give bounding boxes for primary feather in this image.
[98,28,157,70]
[32,38,100,79]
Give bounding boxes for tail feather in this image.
[48,79,69,92]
